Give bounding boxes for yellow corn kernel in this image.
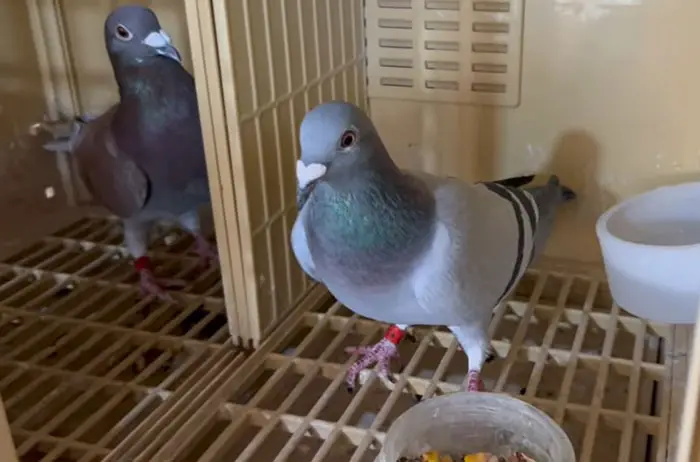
[421,451,454,462]
[463,453,491,462]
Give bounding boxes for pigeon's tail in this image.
[546,175,577,203]
[492,173,576,203]
[41,118,87,154]
[491,174,536,189]
[39,113,97,153]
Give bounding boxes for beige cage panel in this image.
[101,259,687,462]
[206,0,367,346]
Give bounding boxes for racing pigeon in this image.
[42,5,217,301]
[291,101,576,392]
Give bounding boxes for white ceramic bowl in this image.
[596,181,700,324]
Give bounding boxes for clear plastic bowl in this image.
[378,392,575,462]
[596,181,700,324]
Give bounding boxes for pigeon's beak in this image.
[142,30,182,64]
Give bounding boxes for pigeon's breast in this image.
[114,68,208,193]
[322,276,430,324]
[305,182,435,289]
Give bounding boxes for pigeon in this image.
[291,101,576,393]
[41,5,217,301]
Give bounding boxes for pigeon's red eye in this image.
[115,24,133,41]
[339,130,357,149]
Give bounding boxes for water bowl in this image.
[596,181,700,324]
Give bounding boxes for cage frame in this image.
[2,0,699,460]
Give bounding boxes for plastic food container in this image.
[378,392,575,462]
[596,181,700,324]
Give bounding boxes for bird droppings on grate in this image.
[0,215,245,462]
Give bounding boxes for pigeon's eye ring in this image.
[339,130,357,150]
[115,24,133,41]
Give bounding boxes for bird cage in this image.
[1,0,700,461]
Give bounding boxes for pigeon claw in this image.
[344,338,399,393]
[138,269,185,303]
[464,370,485,392]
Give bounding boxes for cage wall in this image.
[365,0,700,266]
[214,0,367,346]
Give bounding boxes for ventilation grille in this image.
[365,0,524,106]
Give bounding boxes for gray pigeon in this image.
[291,101,576,392]
[42,5,217,301]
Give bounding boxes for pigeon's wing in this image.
[406,172,537,326]
[291,205,319,282]
[74,106,150,218]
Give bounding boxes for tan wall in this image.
[370,0,700,265]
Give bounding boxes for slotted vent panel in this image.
[365,0,524,106]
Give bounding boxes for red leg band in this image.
[383,324,406,345]
[134,256,152,272]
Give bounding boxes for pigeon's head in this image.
[297,101,392,190]
[104,5,182,67]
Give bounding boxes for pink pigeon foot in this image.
[464,369,485,392]
[135,256,186,302]
[345,338,399,392]
[344,324,408,392]
[193,234,219,268]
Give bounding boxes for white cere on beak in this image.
[143,30,182,64]
[296,160,327,189]
[142,31,169,48]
